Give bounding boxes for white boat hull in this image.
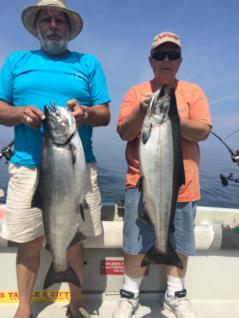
[0,203,239,317]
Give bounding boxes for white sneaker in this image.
[163,290,198,318]
[111,289,139,318]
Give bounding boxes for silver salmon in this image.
[139,87,185,268]
[35,103,91,289]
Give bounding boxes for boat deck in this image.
[1,294,239,318]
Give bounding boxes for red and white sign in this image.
[101,259,124,275]
[101,258,149,276]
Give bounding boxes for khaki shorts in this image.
[1,163,102,243]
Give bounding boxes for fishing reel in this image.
[231,150,239,164]
[0,140,14,164]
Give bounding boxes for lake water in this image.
[0,141,239,209]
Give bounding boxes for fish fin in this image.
[70,143,77,165]
[44,262,81,289]
[141,123,152,144]
[31,185,41,208]
[141,245,183,269]
[77,199,88,222]
[69,231,87,246]
[79,204,85,222]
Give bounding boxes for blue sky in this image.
[1,0,239,158]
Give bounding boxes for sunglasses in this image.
[151,51,181,61]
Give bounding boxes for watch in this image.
[83,108,89,120]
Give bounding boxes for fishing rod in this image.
[225,128,239,140]
[211,131,239,165]
[211,131,239,186]
[0,140,14,164]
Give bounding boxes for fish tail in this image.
[141,245,183,269]
[44,262,81,289]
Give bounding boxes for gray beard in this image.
[39,37,68,56]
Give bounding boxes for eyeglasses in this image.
[151,51,181,61]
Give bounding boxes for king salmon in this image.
[34,103,91,289]
[139,87,185,268]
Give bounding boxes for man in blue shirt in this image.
[0,1,110,317]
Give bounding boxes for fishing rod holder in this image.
[0,141,14,164]
[220,150,239,187]
[220,173,239,187]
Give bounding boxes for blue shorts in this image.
[123,188,197,256]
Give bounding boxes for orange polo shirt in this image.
[117,80,211,202]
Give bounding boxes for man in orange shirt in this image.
[111,32,211,318]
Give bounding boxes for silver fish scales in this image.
[139,87,185,268]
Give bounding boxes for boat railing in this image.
[0,203,239,250]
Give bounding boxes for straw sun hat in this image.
[21,0,83,40]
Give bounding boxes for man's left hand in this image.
[66,99,88,127]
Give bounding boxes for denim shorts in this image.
[123,188,197,256]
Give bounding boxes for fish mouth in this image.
[44,102,60,116]
[44,102,62,122]
[43,102,73,144]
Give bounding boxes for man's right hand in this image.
[21,106,45,128]
[139,93,152,113]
